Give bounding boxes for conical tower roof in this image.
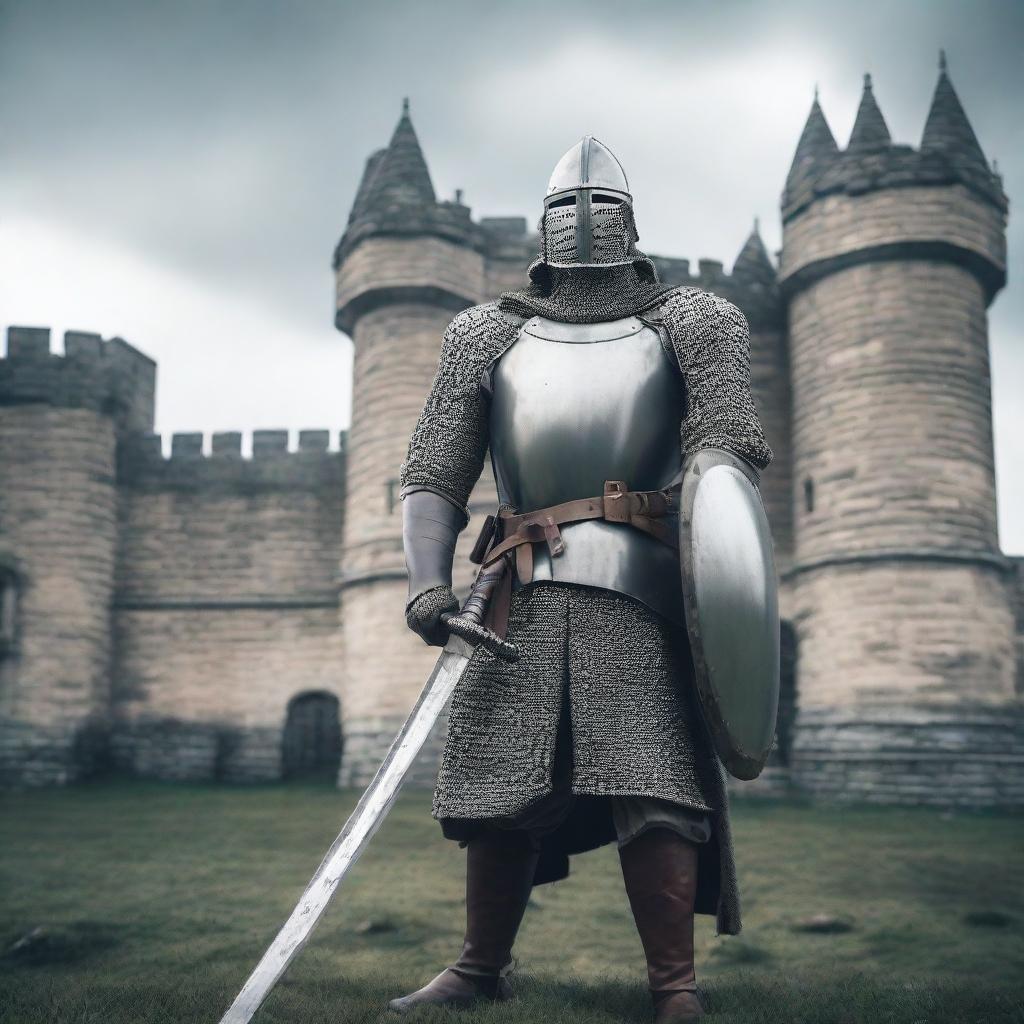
[348,148,387,223]
[847,74,891,152]
[785,92,839,193]
[921,52,990,173]
[732,219,776,284]
[360,98,436,212]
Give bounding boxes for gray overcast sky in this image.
[2,0,1023,550]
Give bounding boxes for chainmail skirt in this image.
[433,580,741,934]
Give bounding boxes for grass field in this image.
[1,783,1022,1024]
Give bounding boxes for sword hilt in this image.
[441,558,519,662]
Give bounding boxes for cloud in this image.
[1,214,350,443]
[1,0,1022,550]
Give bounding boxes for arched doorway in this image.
[775,621,798,767]
[282,692,343,781]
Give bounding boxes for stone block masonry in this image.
[327,85,1024,803]
[0,328,153,785]
[4,66,1024,804]
[112,432,346,781]
[0,317,348,786]
[778,66,1021,806]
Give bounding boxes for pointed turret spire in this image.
[847,73,892,152]
[785,93,839,194]
[360,98,436,212]
[733,218,776,283]
[920,51,990,173]
[348,148,387,223]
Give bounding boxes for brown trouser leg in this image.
[619,828,705,1022]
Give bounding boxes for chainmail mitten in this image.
[406,584,459,647]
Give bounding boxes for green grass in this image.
[1,783,1022,1023]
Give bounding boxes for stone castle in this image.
[2,60,1022,803]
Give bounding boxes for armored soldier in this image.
[392,138,775,1023]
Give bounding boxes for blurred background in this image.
[2,0,1022,545]
[0,3,1022,1023]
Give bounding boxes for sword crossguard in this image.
[441,613,519,662]
[440,559,519,662]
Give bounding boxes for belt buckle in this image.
[542,514,565,557]
[603,480,631,524]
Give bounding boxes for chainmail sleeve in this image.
[399,302,522,521]
[660,287,773,471]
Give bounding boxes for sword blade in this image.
[219,636,474,1024]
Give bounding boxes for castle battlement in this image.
[650,252,782,323]
[1,326,156,433]
[2,59,1020,802]
[780,66,1007,300]
[116,429,347,492]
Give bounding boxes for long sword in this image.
[218,559,514,1024]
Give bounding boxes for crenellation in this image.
[116,430,345,492]
[211,431,242,456]
[171,432,203,457]
[1,326,155,432]
[64,331,103,359]
[6,326,51,358]
[103,338,157,432]
[697,258,725,282]
[252,429,289,456]
[2,70,1021,799]
[651,256,691,284]
[299,429,330,451]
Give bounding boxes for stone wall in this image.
[788,261,1000,563]
[780,167,1021,804]
[748,323,793,572]
[780,184,1007,297]
[1012,557,1024,697]
[111,431,346,781]
[793,561,1016,709]
[791,704,1024,807]
[0,406,117,784]
[335,236,484,334]
[0,327,154,785]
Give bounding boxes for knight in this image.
[392,137,776,1023]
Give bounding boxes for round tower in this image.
[730,223,794,577]
[0,327,155,785]
[779,62,1021,805]
[333,102,494,786]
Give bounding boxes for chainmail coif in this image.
[499,264,674,324]
[500,193,673,323]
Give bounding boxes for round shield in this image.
[679,450,780,780]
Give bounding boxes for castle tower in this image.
[731,221,793,575]
[332,102,498,785]
[0,327,155,784]
[779,61,1021,804]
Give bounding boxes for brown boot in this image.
[619,828,705,1022]
[388,829,539,1014]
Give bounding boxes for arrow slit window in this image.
[0,570,18,657]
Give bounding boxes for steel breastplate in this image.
[488,315,685,623]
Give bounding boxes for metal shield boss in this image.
[679,449,780,780]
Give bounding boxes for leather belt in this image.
[479,479,678,583]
